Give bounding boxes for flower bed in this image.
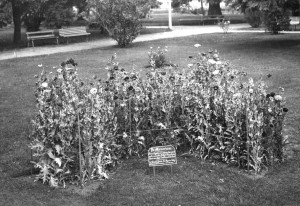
[30,47,288,187]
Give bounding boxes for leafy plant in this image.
[218,19,230,33]
[87,0,142,47]
[147,46,169,68]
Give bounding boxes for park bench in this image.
[290,16,300,30]
[178,15,224,26]
[58,26,91,44]
[26,30,58,47]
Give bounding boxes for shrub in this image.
[262,8,290,34]
[87,0,142,47]
[30,47,288,187]
[244,7,262,28]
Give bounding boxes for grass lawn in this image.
[0,32,300,205]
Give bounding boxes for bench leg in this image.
[32,40,34,47]
[56,38,59,45]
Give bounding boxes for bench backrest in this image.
[26,30,55,37]
[59,27,88,35]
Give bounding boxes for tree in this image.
[208,0,222,15]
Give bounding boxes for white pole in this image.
[168,0,172,30]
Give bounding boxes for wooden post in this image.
[153,166,156,176]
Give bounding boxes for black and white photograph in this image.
[0,0,300,205]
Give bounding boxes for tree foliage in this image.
[0,2,12,28]
[43,0,75,29]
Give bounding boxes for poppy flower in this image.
[90,88,97,95]
[270,92,275,97]
[283,108,288,112]
[124,76,129,81]
[274,95,282,101]
[41,82,48,88]
[267,74,272,78]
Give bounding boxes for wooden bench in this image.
[290,16,300,30]
[58,27,91,44]
[178,15,224,26]
[26,30,58,47]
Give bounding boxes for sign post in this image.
[148,145,177,176]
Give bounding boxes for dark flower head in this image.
[189,56,193,59]
[104,87,109,91]
[214,86,218,90]
[105,81,109,84]
[160,71,166,75]
[169,76,175,81]
[128,86,134,91]
[61,62,66,67]
[270,123,274,128]
[114,66,119,71]
[266,94,271,98]
[90,82,94,85]
[267,74,272,78]
[283,108,288,112]
[109,76,115,80]
[113,95,118,100]
[131,75,137,80]
[270,92,275,97]
[124,76,129,81]
[231,76,234,79]
[120,68,125,72]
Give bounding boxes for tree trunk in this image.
[208,2,222,16]
[11,0,23,44]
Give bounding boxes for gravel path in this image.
[0,24,299,61]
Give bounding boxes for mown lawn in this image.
[0,32,300,206]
